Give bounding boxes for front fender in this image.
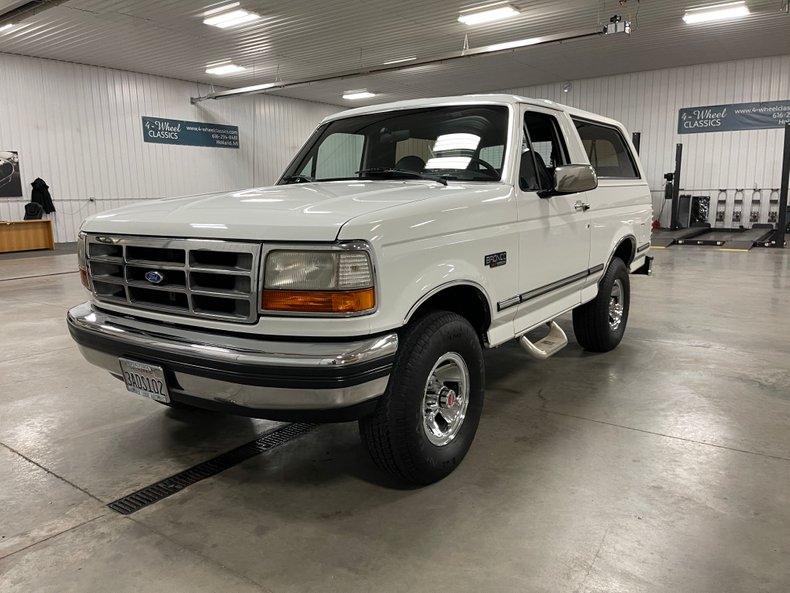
[403,264,495,324]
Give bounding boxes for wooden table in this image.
[0,220,55,253]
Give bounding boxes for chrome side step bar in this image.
[518,321,568,360]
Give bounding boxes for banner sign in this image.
[142,116,239,148]
[678,100,790,134]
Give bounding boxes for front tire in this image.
[573,257,630,352]
[359,311,485,485]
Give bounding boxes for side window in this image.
[315,133,364,179]
[520,112,568,192]
[479,145,505,171]
[573,120,639,178]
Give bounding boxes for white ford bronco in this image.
[69,94,652,484]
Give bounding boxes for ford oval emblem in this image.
[145,270,165,285]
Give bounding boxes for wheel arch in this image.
[609,234,637,268]
[404,281,492,345]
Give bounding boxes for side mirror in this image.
[553,165,598,194]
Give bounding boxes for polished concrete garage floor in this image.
[1,247,789,593]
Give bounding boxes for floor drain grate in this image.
[108,422,315,515]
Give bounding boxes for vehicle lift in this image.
[651,144,711,248]
[652,124,789,250]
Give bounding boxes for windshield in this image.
[280,105,510,184]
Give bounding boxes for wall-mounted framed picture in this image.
[0,151,23,198]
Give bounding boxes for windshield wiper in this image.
[281,174,314,184]
[423,168,500,182]
[356,168,448,186]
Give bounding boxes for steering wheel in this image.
[466,156,499,178]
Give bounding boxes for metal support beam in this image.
[670,143,684,230]
[190,28,604,103]
[0,0,69,28]
[775,123,790,248]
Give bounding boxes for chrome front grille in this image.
[86,235,261,323]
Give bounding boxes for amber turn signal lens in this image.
[79,268,90,290]
[262,288,375,313]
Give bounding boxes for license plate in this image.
[119,358,170,403]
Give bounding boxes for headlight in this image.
[261,244,376,315]
[77,232,91,290]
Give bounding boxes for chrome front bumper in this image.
[67,302,397,417]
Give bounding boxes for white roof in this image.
[322,94,624,128]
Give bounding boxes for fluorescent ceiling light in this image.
[203,8,261,28]
[202,2,240,16]
[383,56,417,65]
[486,36,542,52]
[206,63,246,75]
[343,90,376,100]
[225,81,278,94]
[0,23,14,32]
[683,1,750,23]
[458,3,519,25]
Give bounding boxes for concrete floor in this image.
[1,246,789,593]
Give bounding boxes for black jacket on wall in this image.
[31,178,55,214]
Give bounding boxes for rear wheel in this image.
[359,311,485,485]
[573,257,630,352]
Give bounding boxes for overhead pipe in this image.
[190,27,605,104]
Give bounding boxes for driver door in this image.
[511,107,592,335]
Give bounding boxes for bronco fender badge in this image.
[484,252,507,268]
[145,270,165,285]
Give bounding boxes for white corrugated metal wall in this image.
[503,54,790,226]
[0,52,339,243]
[3,51,789,239]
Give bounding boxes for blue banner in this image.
[678,100,790,134]
[142,116,239,148]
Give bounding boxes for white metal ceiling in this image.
[0,0,788,106]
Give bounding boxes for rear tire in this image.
[359,311,485,485]
[573,257,630,352]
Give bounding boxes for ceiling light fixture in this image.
[458,3,519,25]
[486,36,543,52]
[383,56,417,65]
[0,23,14,32]
[343,90,376,100]
[202,2,240,16]
[203,7,261,28]
[682,1,750,23]
[206,63,246,75]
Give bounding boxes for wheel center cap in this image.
[439,389,457,408]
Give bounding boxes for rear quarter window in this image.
[573,119,639,179]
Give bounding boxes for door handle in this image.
[574,201,591,212]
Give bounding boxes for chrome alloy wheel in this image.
[422,352,470,447]
[609,278,624,331]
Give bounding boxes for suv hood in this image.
[81,181,455,242]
